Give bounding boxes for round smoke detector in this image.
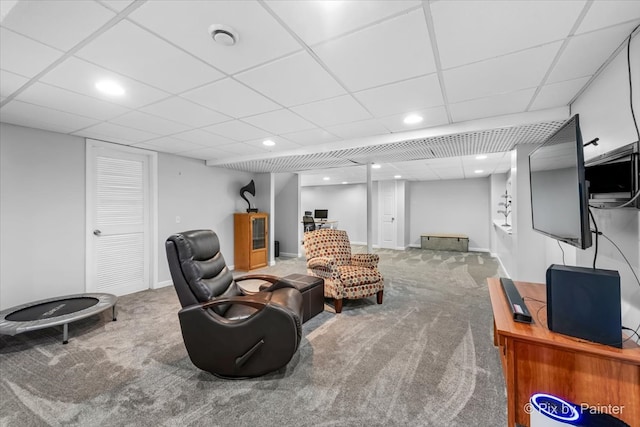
[208,24,239,46]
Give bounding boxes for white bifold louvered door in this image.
[87,144,150,295]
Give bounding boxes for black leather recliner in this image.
[166,229,303,378]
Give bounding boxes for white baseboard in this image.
[278,252,298,258]
[155,280,172,289]
[494,255,510,278]
[469,247,490,253]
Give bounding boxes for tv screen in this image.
[529,115,592,249]
[314,209,328,220]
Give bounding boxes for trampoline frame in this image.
[0,293,117,344]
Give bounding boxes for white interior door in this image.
[380,180,397,249]
[86,142,151,295]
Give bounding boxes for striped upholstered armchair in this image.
[303,229,384,313]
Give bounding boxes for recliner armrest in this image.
[307,256,336,270]
[307,256,340,281]
[351,253,380,269]
[200,294,272,311]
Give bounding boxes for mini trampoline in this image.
[0,293,117,344]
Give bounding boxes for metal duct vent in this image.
[216,119,565,173]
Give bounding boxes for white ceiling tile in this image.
[178,147,233,161]
[449,88,536,122]
[109,111,190,135]
[1,0,115,51]
[40,57,170,108]
[0,69,29,97]
[325,119,390,140]
[235,51,345,107]
[0,100,99,133]
[432,0,586,69]
[171,129,235,147]
[216,142,268,156]
[140,97,230,128]
[281,128,341,146]
[291,95,372,127]
[266,0,420,45]
[97,0,135,13]
[377,106,449,132]
[548,23,638,83]
[128,0,301,74]
[312,9,436,91]
[74,122,160,144]
[0,28,63,78]
[203,120,271,142]
[242,109,316,135]
[243,136,301,152]
[15,82,130,121]
[530,77,591,111]
[182,78,280,119]
[133,136,203,154]
[75,20,224,94]
[354,74,444,118]
[444,42,561,103]
[576,1,640,34]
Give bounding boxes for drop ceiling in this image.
[1,0,639,185]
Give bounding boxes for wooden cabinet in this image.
[234,212,268,271]
[488,278,640,426]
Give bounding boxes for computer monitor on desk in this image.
[314,209,328,221]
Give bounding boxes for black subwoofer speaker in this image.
[546,264,622,348]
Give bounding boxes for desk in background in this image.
[301,220,339,230]
[488,278,639,426]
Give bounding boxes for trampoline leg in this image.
[112,304,117,321]
[62,323,69,345]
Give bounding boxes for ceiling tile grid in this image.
[0,0,638,182]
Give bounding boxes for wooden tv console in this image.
[488,278,640,426]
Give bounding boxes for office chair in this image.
[303,215,316,232]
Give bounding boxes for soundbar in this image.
[500,277,532,323]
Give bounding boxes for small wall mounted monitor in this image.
[529,114,592,250]
[314,209,328,220]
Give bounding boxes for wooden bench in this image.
[421,233,469,252]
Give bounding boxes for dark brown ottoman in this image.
[281,274,324,323]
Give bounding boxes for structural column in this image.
[367,162,373,253]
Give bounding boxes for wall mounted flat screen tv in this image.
[529,115,592,249]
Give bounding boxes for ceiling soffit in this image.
[215,119,565,173]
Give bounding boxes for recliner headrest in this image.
[172,229,220,262]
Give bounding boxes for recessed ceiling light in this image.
[394,175,401,179]
[342,181,348,184]
[403,114,423,125]
[474,169,484,174]
[208,24,239,46]
[262,139,275,146]
[95,80,125,96]
[476,155,488,160]
[371,164,381,169]
[323,177,330,181]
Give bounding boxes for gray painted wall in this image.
[158,153,253,282]
[569,32,640,330]
[302,184,369,244]
[1,124,86,309]
[0,123,253,309]
[274,173,299,257]
[408,178,491,250]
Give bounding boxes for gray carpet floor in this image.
[0,247,507,426]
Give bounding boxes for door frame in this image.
[85,139,158,293]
